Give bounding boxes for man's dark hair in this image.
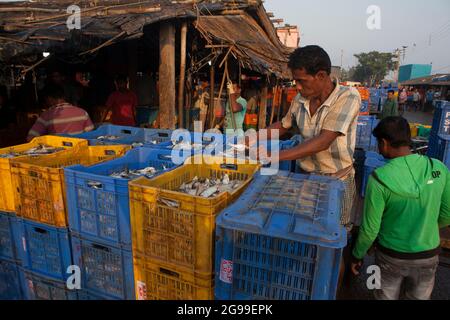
[388,90,395,94]
[373,116,411,148]
[288,45,332,75]
[41,84,66,100]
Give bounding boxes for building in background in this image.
[276,25,300,48]
[399,64,432,83]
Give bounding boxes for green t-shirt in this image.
[379,99,399,119]
[225,96,247,133]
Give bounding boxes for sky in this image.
[264,0,450,74]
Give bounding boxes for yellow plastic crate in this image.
[129,156,260,276]
[0,135,88,212]
[410,123,418,138]
[10,144,130,227]
[133,255,214,300]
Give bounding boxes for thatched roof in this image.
[0,0,291,78]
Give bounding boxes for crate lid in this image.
[216,171,347,248]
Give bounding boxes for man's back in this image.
[28,103,94,139]
[360,154,449,255]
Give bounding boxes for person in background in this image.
[425,88,434,112]
[27,85,94,141]
[379,90,399,119]
[351,116,450,300]
[193,80,210,131]
[398,88,407,114]
[216,82,247,135]
[412,89,421,112]
[105,74,138,126]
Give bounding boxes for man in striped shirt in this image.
[27,85,94,141]
[258,45,361,228]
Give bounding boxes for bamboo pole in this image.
[178,22,187,129]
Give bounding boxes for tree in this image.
[340,67,357,82]
[353,51,395,87]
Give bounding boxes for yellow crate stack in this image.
[0,136,89,213]
[129,155,260,300]
[10,144,130,227]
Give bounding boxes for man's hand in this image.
[227,81,235,95]
[351,260,363,276]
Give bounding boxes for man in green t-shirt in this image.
[379,90,399,119]
[351,116,450,300]
[216,82,247,135]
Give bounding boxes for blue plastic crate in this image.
[17,220,72,281]
[64,147,178,248]
[77,289,119,300]
[0,259,23,300]
[0,212,21,262]
[361,152,387,197]
[215,171,346,300]
[430,100,450,137]
[64,124,174,146]
[71,234,134,300]
[356,116,379,151]
[429,134,450,169]
[21,270,77,300]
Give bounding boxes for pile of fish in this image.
[109,166,165,179]
[170,140,204,150]
[0,144,65,158]
[178,174,241,198]
[97,135,121,141]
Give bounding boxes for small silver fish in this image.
[200,186,219,198]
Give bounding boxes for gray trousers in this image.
[374,250,439,300]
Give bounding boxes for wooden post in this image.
[208,64,215,130]
[178,22,187,129]
[159,21,176,129]
[258,86,268,129]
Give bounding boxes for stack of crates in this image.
[428,101,450,169]
[0,136,89,300]
[356,115,379,152]
[64,147,179,299]
[369,88,381,113]
[356,87,370,115]
[9,142,129,300]
[63,124,174,147]
[361,151,387,197]
[129,156,260,300]
[215,171,347,300]
[0,211,23,299]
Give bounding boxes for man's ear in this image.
[316,70,328,80]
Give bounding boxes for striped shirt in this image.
[282,80,361,175]
[28,102,94,139]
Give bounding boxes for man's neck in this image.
[390,147,413,159]
[317,79,336,105]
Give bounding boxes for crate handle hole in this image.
[158,133,169,137]
[159,267,179,278]
[87,182,103,189]
[120,130,132,135]
[92,243,110,252]
[34,227,47,234]
[62,142,74,147]
[220,163,238,171]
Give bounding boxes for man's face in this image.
[233,84,241,95]
[291,68,325,99]
[388,92,394,100]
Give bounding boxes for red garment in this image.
[106,90,137,126]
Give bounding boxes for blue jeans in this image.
[374,250,439,300]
